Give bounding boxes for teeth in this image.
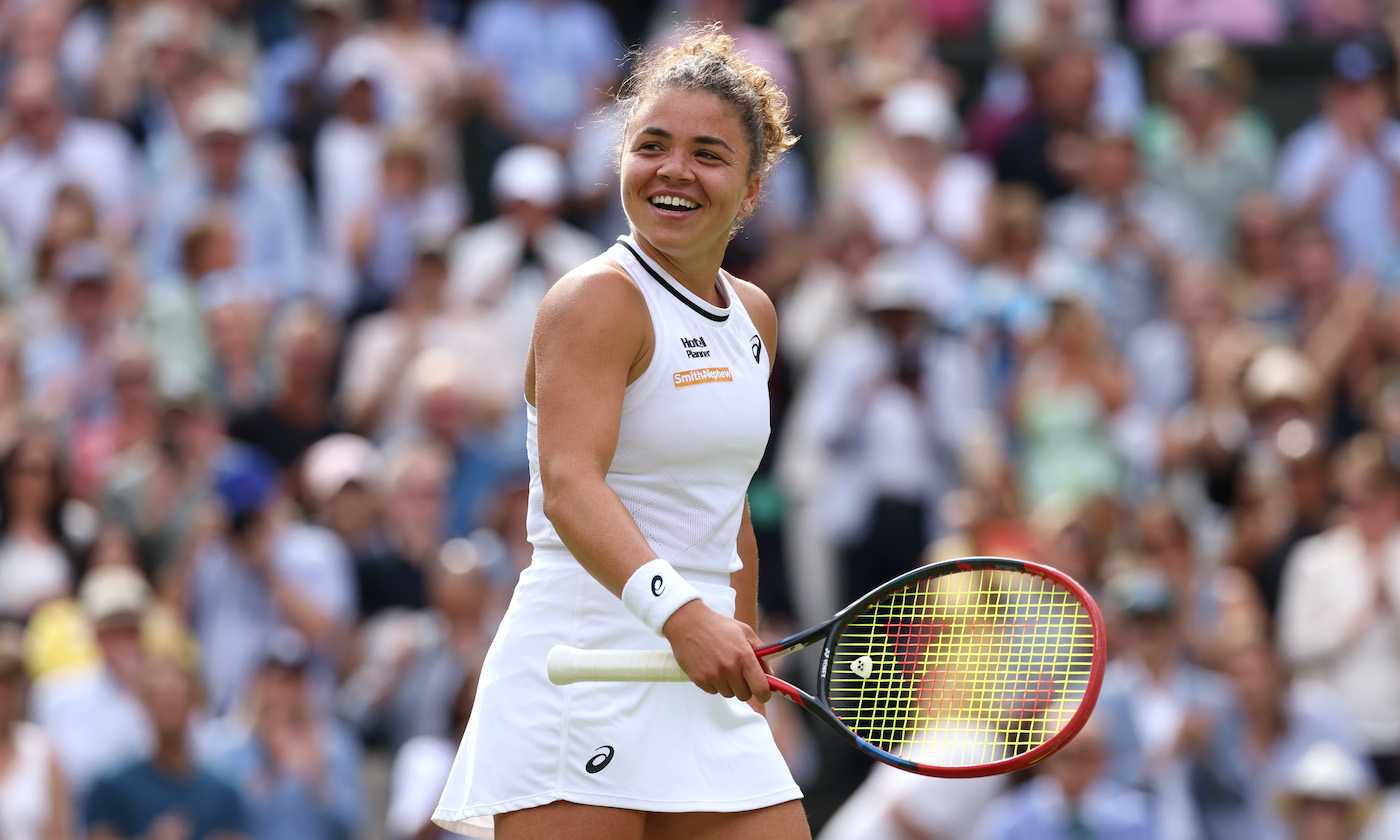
[651,195,698,209]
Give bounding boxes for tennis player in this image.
[432,23,807,840]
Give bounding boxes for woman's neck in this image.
[631,231,727,307]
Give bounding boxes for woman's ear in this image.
[738,174,763,220]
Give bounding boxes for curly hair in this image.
[618,22,798,180]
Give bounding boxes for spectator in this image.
[23,241,124,424]
[355,0,459,125]
[1229,193,1293,335]
[344,125,464,317]
[974,717,1153,839]
[13,182,99,336]
[1222,639,1367,840]
[227,303,343,470]
[340,237,491,441]
[302,433,434,622]
[1225,432,1331,624]
[1047,126,1201,348]
[205,631,363,840]
[101,391,227,587]
[314,39,393,277]
[68,337,161,501]
[343,534,491,752]
[383,670,476,840]
[404,353,516,538]
[1097,569,1249,840]
[1278,433,1400,787]
[1277,41,1400,285]
[981,0,1143,138]
[1276,742,1394,840]
[1138,32,1274,259]
[256,0,360,147]
[144,86,312,302]
[994,41,1100,201]
[141,212,234,400]
[0,428,76,622]
[0,622,71,840]
[1013,296,1127,510]
[793,253,988,603]
[465,0,621,148]
[84,656,248,840]
[847,79,992,257]
[188,444,354,714]
[447,144,599,378]
[32,565,154,799]
[0,60,138,253]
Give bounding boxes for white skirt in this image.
[432,555,802,837]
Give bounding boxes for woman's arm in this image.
[533,263,770,702]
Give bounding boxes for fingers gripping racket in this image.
[548,557,1106,778]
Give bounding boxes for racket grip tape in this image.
[546,645,688,684]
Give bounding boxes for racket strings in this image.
[827,568,1095,768]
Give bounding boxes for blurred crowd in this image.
[2,0,1400,839]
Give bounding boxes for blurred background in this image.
[1,0,1400,838]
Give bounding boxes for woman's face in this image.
[620,87,760,263]
[6,437,56,512]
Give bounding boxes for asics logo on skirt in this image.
[585,745,615,774]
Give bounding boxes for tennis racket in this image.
[548,556,1106,778]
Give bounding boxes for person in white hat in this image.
[844,78,993,259]
[144,85,312,303]
[30,565,155,800]
[780,249,988,607]
[1277,741,1380,840]
[446,143,600,394]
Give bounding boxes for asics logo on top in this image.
[681,336,711,358]
[585,745,615,774]
[749,334,761,364]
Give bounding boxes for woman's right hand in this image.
[662,601,772,703]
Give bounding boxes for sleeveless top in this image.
[525,235,772,577]
[0,722,54,840]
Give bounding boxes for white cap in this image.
[1281,742,1375,803]
[325,38,390,96]
[1244,345,1319,406]
[861,252,930,313]
[492,144,566,207]
[304,434,383,503]
[79,565,151,625]
[190,86,257,137]
[881,80,960,146]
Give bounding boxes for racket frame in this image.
[756,556,1106,778]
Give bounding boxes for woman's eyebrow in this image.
[638,126,736,155]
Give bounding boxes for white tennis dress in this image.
[432,236,801,836]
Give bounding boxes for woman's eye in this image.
[698,150,721,161]
[638,142,663,152]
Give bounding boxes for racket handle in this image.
[547,645,688,685]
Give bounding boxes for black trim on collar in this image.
[617,239,729,323]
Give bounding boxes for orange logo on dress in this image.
[673,367,733,388]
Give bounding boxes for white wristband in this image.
[622,559,701,635]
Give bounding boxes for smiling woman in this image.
[431,22,809,840]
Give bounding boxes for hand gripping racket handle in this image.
[547,645,688,685]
